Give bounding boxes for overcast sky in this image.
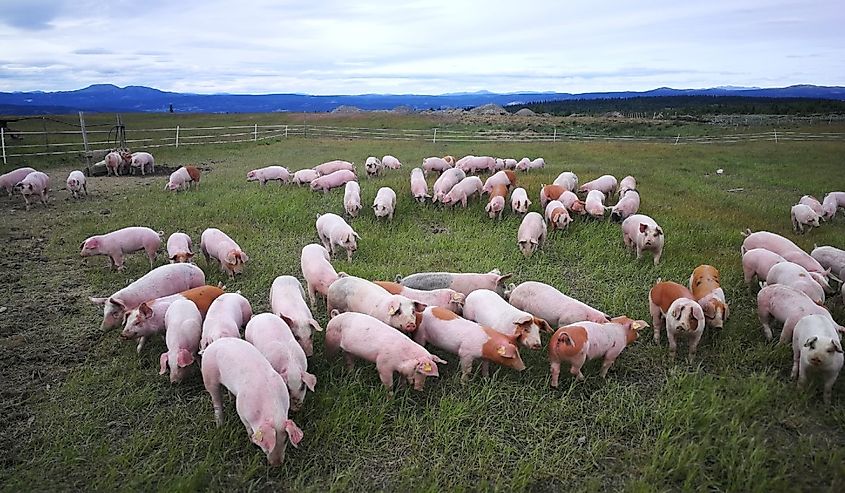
[1,0,843,95]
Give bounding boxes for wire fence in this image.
[3,119,845,164]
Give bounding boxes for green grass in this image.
[2,119,845,492]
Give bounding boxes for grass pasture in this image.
[2,123,845,491]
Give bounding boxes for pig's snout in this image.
[404,322,417,332]
[290,398,303,412]
[810,356,824,366]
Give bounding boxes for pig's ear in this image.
[279,314,294,328]
[309,319,323,332]
[803,336,818,349]
[159,353,169,374]
[186,252,195,259]
[330,309,340,318]
[656,227,664,236]
[139,303,153,319]
[496,345,517,359]
[670,303,684,320]
[497,273,513,283]
[176,348,194,367]
[412,301,427,313]
[108,297,126,311]
[90,297,108,305]
[240,251,249,263]
[450,293,465,305]
[535,317,553,333]
[169,254,178,262]
[284,420,304,448]
[353,232,361,240]
[639,223,648,233]
[251,422,277,453]
[416,359,438,375]
[301,371,317,391]
[830,340,844,354]
[430,354,447,364]
[387,300,401,316]
[632,320,650,331]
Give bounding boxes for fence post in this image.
[774,130,778,143]
[285,125,288,138]
[254,124,258,141]
[175,125,180,148]
[433,128,437,144]
[1,127,6,165]
[42,117,49,151]
[79,111,92,175]
[674,134,680,145]
[553,128,557,142]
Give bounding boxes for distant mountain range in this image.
[1,84,844,115]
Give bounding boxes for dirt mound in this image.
[467,104,508,116]
[514,108,537,117]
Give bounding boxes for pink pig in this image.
[344,181,362,218]
[373,281,466,314]
[292,169,321,185]
[441,176,483,207]
[548,317,649,386]
[314,160,354,175]
[553,171,578,191]
[244,313,317,411]
[791,204,820,234]
[578,175,618,196]
[15,171,50,210]
[458,156,495,174]
[742,248,786,284]
[486,194,506,220]
[104,152,123,176]
[382,155,402,169]
[315,213,360,262]
[517,212,547,257]
[798,195,824,216]
[432,168,466,203]
[200,337,303,466]
[0,167,36,196]
[247,166,291,185]
[791,314,844,405]
[622,214,664,265]
[310,169,357,192]
[618,176,637,197]
[610,190,640,223]
[166,167,192,191]
[327,275,425,333]
[482,170,517,194]
[410,167,430,202]
[167,232,193,263]
[325,311,446,394]
[200,228,248,279]
[584,190,606,219]
[510,187,531,214]
[507,280,610,327]
[159,299,202,383]
[559,190,586,215]
[372,187,397,220]
[199,292,252,350]
[821,192,844,220]
[300,243,342,306]
[90,263,205,330]
[415,306,525,381]
[422,157,453,176]
[741,230,826,275]
[66,170,87,198]
[398,269,512,297]
[463,289,553,350]
[757,284,841,343]
[766,262,826,305]
[130,152,155,175]
[270,275,323,357]
[80,226,162,270]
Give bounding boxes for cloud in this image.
[0,0,65,29]
[72,48,114,55]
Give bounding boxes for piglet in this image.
[507,281,609,327]
[441,176,483,208]
[517,212,547,257]
[483,170,517,194]
[159,299,202,383]
[244,313,316,410]
[622,214,664,265]
[416,306,525,382]
[270,276,322,357]
[326,311,445,394]
[199,292,252,350]
[292,169,321,185]
[201,228,248,279]
[649,281,706,361]
[579,175,617,197]
[539,184,566,209]
[485,184,507,220]
[247,166,291,185]
[757,284,841,343]
[310,169,357,192]
[66,170,87,198]
[80,226,162,271]
[104,152,123,176]
[548,316,648,386]
[166,167,193,191]
[610,190,640,223]
[0,167,35,196]
[14,171,50,210]
[372,187,397,220]
[167,232,193,263]
[382,155,402,169]
[740,230,826,275]
[791,204,820,234]
[810,245,845,282]
[432,168,466,203]
[344,181,362,218]
[315,213,360,262]
[742,248,786,284]
[463,289,552,350]
[365,157,383,177]
[201,338,303,465]
[798,195,824,216]
[327,276,425,333]
[544,200,573,231]
[410,167,430,203]
[510,187,531,214]
[314,160,354,175]
[821,192,843,220]
[559,190,586,216]
[689,265,729,329]
[300,243,342,306]
[423,157,453,176]
[792,314,844,404]
[553,172,578,192]
[584,190,606,219]
[398,269,512,297]
[617,176,636,197]
[130,152,155,175]
[373,281,465,314]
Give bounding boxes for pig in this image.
[578,175,618,197]
[200,337,303,466]
[463,289,552,350]
[548,316,649,385]
[315,213,360,262]
[343,181,362,218]
[372,187,397,220]
[810,245,845,282]
[621,214,664,265]
[247,166,291,185]
[373,281,465,314]
[118,150,133,174]
[610,190,640,223]
[325,311,446,394]
[617,176,637,197]
[539,184,566,209]
[244,313,317,410]
[80,226,162,271]
[525,157,545,171]
[410,167,430,202]
[482,170,517,194]
[365,156,383,177]
[799,195,824,217]
[441,176,483,208]
[382,155,402,169]
[507,281,610,326]
[90,263,205,330]
[791,204,821,234]
[14,171,50,209]
[185,166,201,187]
[314,159,354,175]
[167,232,194,264]
[485,186,506,220]
[545,200,573,231]
[740,230,826,275]
[515,158,530,171]
[292,168,321,186]
[432,168,466,203]
[270,275,323,357]
[398,269,512,297]
[165,166,195,191]
[792,314,844,404]
[1,166,36,196]
[66,170,87,198]
[511,187,531,214]
[422,157,453,176]
[415,306,525,381]
[159,299,202,383]
[310,169,357,192]
[130,152,155,175]
[327,275,425,333]
[517,212,547,257]
[553,171,578,191]
[648,281,706,361]
[766,262,826,305]
[442,155,456,166]
[756,284,841,343]
[821,192,844,220]
[199,292,253,350]
[559,190,586,215]
[689,265,729,329]
[200,228,248,279]
[742,248,787,284]
[457,155,495,174]
[120,284,224,352]
[104,152,123,176]
[300,243,342,306]
[584,190,606,219]
[493,158,506,171]
[502,158,518,170]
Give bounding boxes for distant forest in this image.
[506,96,845,116]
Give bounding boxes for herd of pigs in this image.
[3,149,845,468]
